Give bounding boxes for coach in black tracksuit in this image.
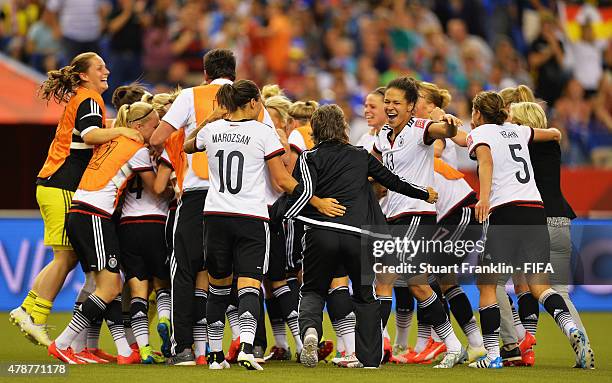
[283,105,437,368]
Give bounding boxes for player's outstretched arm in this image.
[474,145,493,223]
[533,127,562,142]
[367,154,433,202]
[426,114,462,141]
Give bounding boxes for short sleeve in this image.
[264,128,285,160]
[517,124,534,145]
[159,149,173,169]
[195,127,208,151]
[467,129,490,160]
[128,148,154,172]
[372,131,383,154]
[262,108,276,129]
[76,98,103,138]
[288,130,306,153]
[412,118,434,146]
[162,89,193,130]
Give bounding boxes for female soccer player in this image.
[115,102,172,364]
[191,80,299,371]
[467,91,594,369]
[48,99,160,365]
[11,52,142,348]
[284,104,437,369]
[371,76,466,368]
[356,87,387,152]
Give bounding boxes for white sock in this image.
[195,341,207,357]
[431,327,442,343]
[342,332,355,355]
[71,327,88,353]
[383,327,390,340]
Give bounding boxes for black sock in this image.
[272,284,300,342]
[68,295,106,341]
[130,297,149,347]
[207,284,231,352]
[539,289,575,337]
[254,292,267,350]
[479,303,500,358]
[105,296,128,349]
[517,292,539,337]
[446,285,478,336]
[193,288,208,356]
[237,287,260,348]
[417,292,452,339]
[327,286,354,348]
[429,279,450,316]
[87,317,103,349]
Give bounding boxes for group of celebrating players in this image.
[9,47,595,371]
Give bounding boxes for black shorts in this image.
[165,199,178,258]
[435,194,483,264]
[119,217,169,281]
[174,190,207,272]
[205,215,270,281]
[482,204,550,273]
[389,214,437,283]
[266,210,287,282]
[66,211,121,274]
[285,219,304,274]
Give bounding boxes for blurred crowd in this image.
[1,0,611,167]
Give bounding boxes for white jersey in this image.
[196,118,285,220]
[467,123,542,209]
[441,138,459,168]
[121,148,171,219]
[288,129,308,153]
[373,118,436,219]
[73,150,150,216]
[356,132,377,153]
[434,172,474,222]
[162,78,233,191]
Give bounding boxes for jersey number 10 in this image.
[215,149,245,194]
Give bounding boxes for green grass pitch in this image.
[1,312,610,383]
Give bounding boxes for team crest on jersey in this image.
[108,256,118,268]
[398,137,404,147]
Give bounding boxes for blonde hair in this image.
[115,101,156,128]
[261,84,285,100]
[499,85,535,108]
[510,102,547,130]
[143,88,181,117]
[265,95,292,124]
[419,81,451,109]
[289,100,319,121]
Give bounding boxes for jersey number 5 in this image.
[509,144,530,184]
[215,149,244,194]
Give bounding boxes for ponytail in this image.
[115,101,155,128]
[39,52,98,104]
[216,80,260,113]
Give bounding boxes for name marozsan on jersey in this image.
[467,122,542,210]
[196,118,284,220]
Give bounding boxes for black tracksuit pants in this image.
[299,227,382,367]
[170,190,207,355]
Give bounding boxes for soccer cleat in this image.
[74,349,109,364]
[317,339,334,362]
[21,320,52,347]
[331,351,346,365]
[157,317,172,358]
[48,342,86,364]
[382,337,392,363]
[117,350,141,365]
[9,306,30,327]
[253,345,265,364]
[300,329,319,368]
[336,353,359,368]
[196,355,208,365]
[466,344,487,364]
[225,337,240,363]
[140,345,165,364]
[413,338,446,363]
[521,348,535,366]
[166,348,196,366]
[518,331,537,354]
[569,328,595,369]
[209,359,231,369]
[87,348,117,363]
[501,345,522,366]
[468,356,503,369]
[129,343,139,352]
[265,345,292,361]
[433,347,467,368]
[237,351,264,370]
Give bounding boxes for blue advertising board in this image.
[0,217,610,311]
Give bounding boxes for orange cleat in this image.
[521,348,535,366]
[75,349,109,364]
[412,338,446,364]
[48,342,87,364]
[382,337,392,364]
[87,348,117,363]
[196,355,208,365]
[225,337,240,363]
[117,350,141,365]
[519,332,537,354]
